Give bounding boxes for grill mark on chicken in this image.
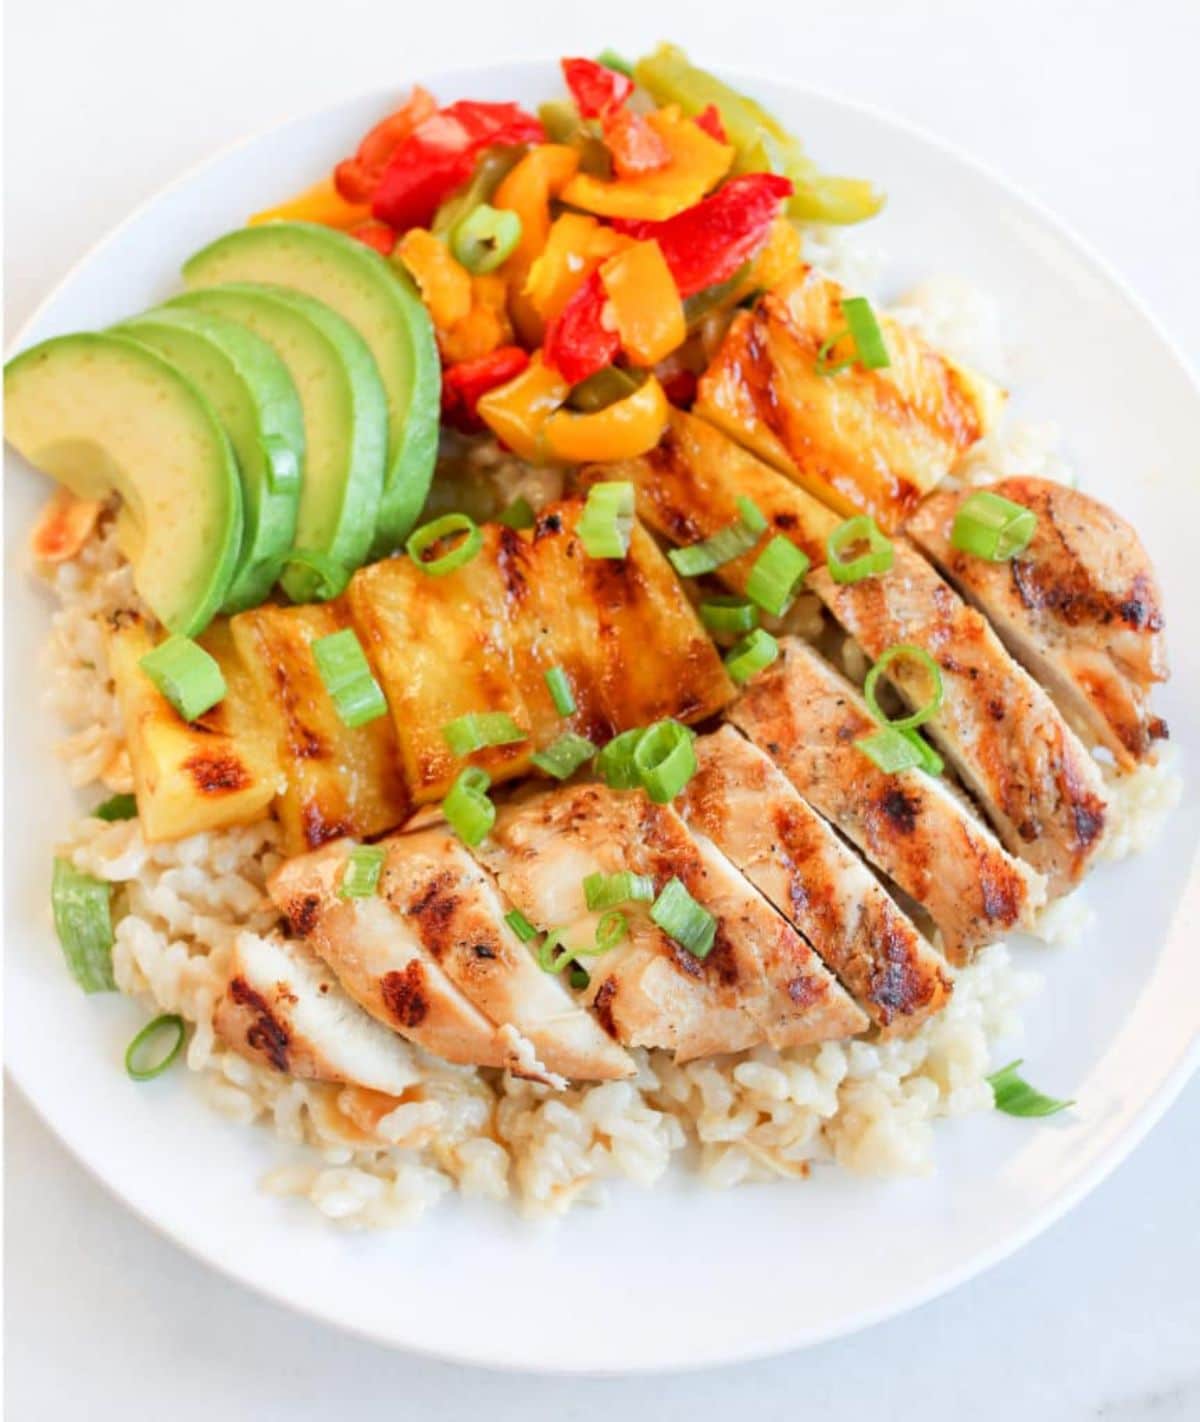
[879,786,920,835]
[404,872,459,961]
[592,978,619,1038]
[228,977,290,1072]
[300,803,352,850]
[381,962,430,1029]
[284,893,321,938]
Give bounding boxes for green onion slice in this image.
[442,766,495,846]
[746,536,810,617]
[51,857,115,993]
[536,927,574,974]
[987,1060,1074,1118]
[505,908,538,943]
[406,513,483,576]
[951,490,1038,561]
[569,966,591,990]
[632,718,698,803]
[451,203,523,275]
[724,628,779,685]
[311,628,388,729]
[863,643,945,732]
[282,548,351,601]
[737,496,768,534]
[530,731,597,780]
[700,596,759,637]
[815,296,890,376]
[496,496,536,530]
[594,909,629,953]
[578,481,635,559]
[594,727,647,789]
[668,497,767,578]
[596,47,634,76]
[442,711,527,756]
[139,636,226,722]
[650,877,717,959]
[855,726,943,776]
[814,329,855,378]
[124,1013,186,1081]
[825,514,894,584]
[338,844,386,900]
[583,870,656,911]
[544,665,577,717]
[94,792,137,822]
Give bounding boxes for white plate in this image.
[6,62,1200,1375]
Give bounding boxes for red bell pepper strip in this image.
[334,87,438,203]
[372,101,545,231]
[660,368,698,408]
[561,56,633,118]
[612,173,793,297]
[348,221,397,255]
[694,104,728,143]
[442,346,532,433]
[543,271,620,385]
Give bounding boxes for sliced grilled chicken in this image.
[809,541,1110,892]
[728,638,1045,963]
[908,477,1169,770]
[680,726,953,1035]
[214,930,422,1095]
[695,267,1005,530]
[477,782,866,1059]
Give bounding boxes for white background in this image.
[5,0,1199,1416]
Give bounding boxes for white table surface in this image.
[5,0,1198,1415]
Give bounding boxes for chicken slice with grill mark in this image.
[809,540,1110,893]
[213,930,423,1095]
[728,638,1045,964]
[908,477,1169,771]
[476,782,865,1060]
[680,726,953,1035]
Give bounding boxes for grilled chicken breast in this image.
[729,638,1045,962]
[696,268,1005,530]
[477,782,866,1059]
[810,541,1110,892]
[214,930,423,1096]
[681,727,953,1034]
[908,478,1169,770]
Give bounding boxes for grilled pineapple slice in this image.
[106,614,280,841]
[695,267,1005,531]
[230,601,409,853]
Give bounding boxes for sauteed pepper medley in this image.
[252,43,883,464]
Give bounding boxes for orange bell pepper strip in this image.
[394,228,473,328]
[603,108,671,178]
[542,375,669,462]
[599,240,686,367]
[476,354,571,461]
[523,213,630,325]
[559,107,733,222]
[438,273,513,364]
[248,176,372,231]
[492,145,580,343]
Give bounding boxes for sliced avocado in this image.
[4,333,242,634]
[169,283,386,602]
[182,222,440,555]
[115,306,304,612]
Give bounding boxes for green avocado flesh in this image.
[182,222,440,556]
[168,282,387,603]
[116,306,304,612]
[3,332,242,635]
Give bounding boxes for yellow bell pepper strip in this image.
[476,354,571,461]
[750,213,803,290]
[559,106,733,222]
[633,44,884,224]
[248,177,371,231]
[438,273,513,364]
[599,240,686,367]
[394,228,473,328]
[493,144,581,344]
[523,212,629,325]
[542,375,669,462]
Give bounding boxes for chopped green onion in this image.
[338,844,385,899]
[814,328,855,378]
[536,927,574,974]
[569,966,591,990]
[815,297,890,376]
[544,665,577,716]
[94,792,137,822]
[594,727,647,789]
[51,857,115,993]
[596,47,634,76]
[700,597,759,637]
[496,496,536,530]
[406,512,483,576]
[632,718,698,803]
[724,628,779,685]
[863,643,945,731]
[651,877,717,959]
[746,536,810,617]
[442,766,495,846]
[583,870,656,911]
[451,203,523,275]
[530,731,597,780]
[668,497,767,577]
[312,628,388,729]
[578,481,635,559]
[281,547,351,601]
[825,515,894,584]
[124,1013,186,1081]
[856,726,942,776]
[139,636,226,722]
[737,496,768,534]
[594,909,628,952]
[951,490,1038,561]
[987,1060,1073,1118]
[505,908,538,942]
[442,711,527,756]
